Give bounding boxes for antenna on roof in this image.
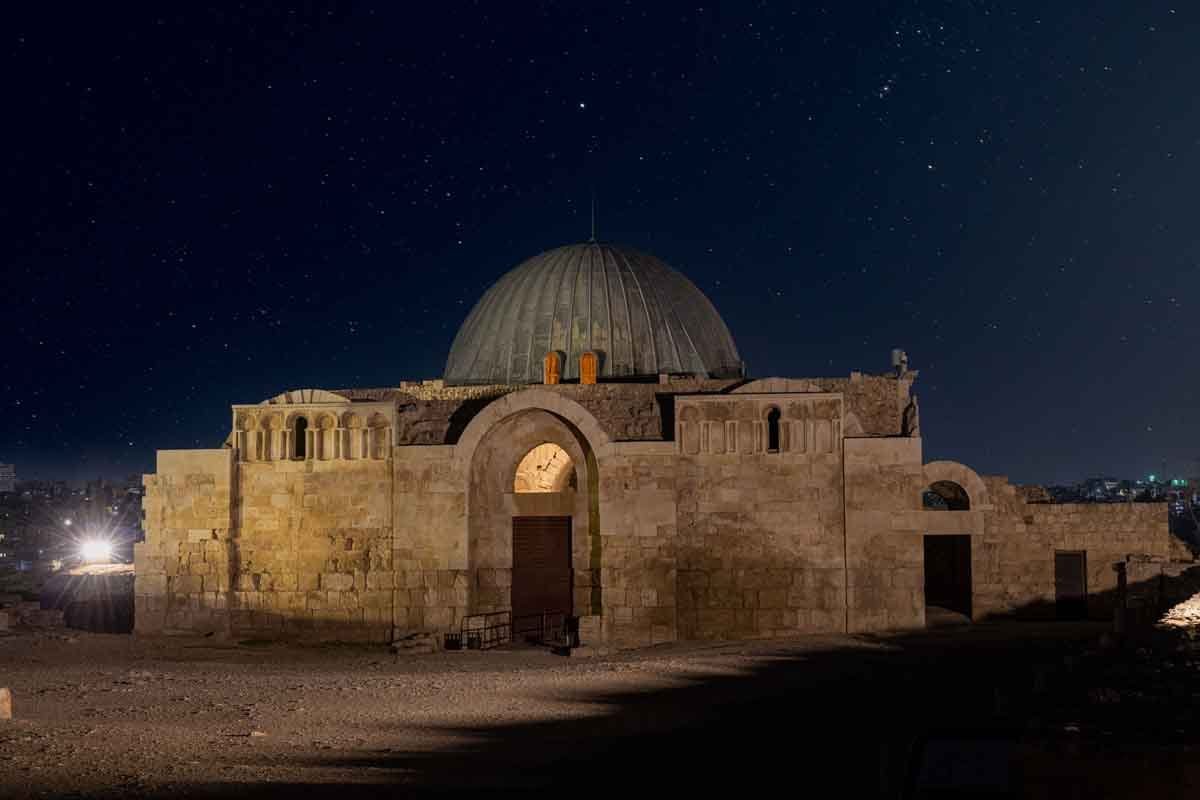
[590,191,597,242]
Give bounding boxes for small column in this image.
[305,428,315,461]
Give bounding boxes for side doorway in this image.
[1054,550,1088,620]
[924,534,972,624]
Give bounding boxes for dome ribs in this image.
[611,246,659,376]
[443,242,742,384]
[525,245,572,382]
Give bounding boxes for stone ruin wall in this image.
[592,444,679,647]
[377,371,909,448]
[137,373,915,644]
[390,447,469,636]
[842,437,927,633]
[135,450,234,636]
[974,477,1174,620]
[136,450,396,642]
[232,458,393,642]
[671,393,849,640]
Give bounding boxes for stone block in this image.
[137,574,168,597]
[321,573,354,591]
[171,575,203,594]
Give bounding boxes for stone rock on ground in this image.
[1160,594,1200,628]
[1155,591,1200,650]
[390,631,438,655]
[13,603,63,630]
[0,688,11,720]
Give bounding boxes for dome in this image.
[444,243,743,385]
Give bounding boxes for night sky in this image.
[4,2,1198,485]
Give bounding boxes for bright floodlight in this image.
[80,539,112,563]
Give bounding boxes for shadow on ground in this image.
[103,620,1198,799]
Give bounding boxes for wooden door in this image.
[511,516,573,621]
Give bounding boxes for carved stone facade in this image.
[136,372,1179,646]
[134,240,1181,646]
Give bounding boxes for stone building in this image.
[135,242,1179,646]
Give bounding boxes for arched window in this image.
[766,407,781,453]
[294,417,308,460]
[923,481,970,511]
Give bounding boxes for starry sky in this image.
[3,2,1197,485]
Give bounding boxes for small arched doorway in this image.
[923,481,972,624]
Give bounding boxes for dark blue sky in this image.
[3,2,1197,485]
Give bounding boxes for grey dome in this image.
[444,243,743,385]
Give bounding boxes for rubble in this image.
[1157,592,1200,649]
[1159,594,1200,628]
[11,602,63,630]
[390,631,438,655]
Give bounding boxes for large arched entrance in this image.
[463,407,600,635]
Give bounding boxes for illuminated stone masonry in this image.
[136,242,1185,647]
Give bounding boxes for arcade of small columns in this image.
[231,406,393,463]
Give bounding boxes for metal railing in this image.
[513,611,571,647]
[444,610,579,651]
[446,610,512,650]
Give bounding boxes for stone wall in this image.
[138,375,1182,647]
[232,458,393,641]
[136,448,394,642]
[135,450,234,635]
[595,444,679,647]
[843,437,926,633]
[391,446,468,634]
[975,478,1173,620]
[381,372,908,448]
[673,393,847,640]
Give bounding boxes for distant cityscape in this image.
[1033,475,1197,507]
[0,466,145,574]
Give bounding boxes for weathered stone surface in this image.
[138,371,1182,649]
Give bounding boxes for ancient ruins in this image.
[135,242,1183,647]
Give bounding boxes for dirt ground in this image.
[1,622,1198,798]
